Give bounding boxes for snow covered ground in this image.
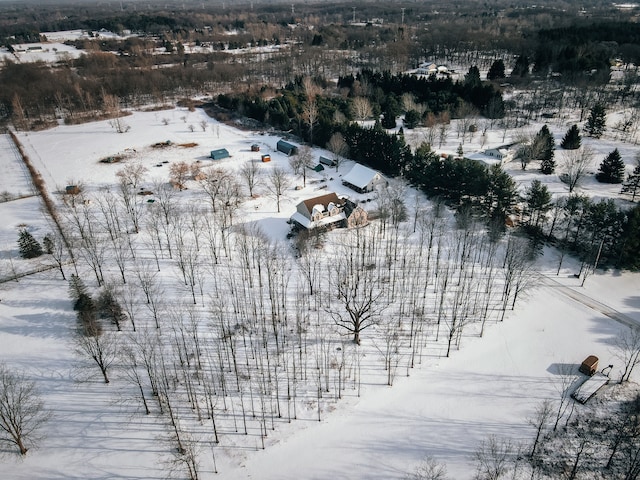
[0,107,639,479]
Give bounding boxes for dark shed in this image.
[210,148,230,160]
[579,355,599,376]
[277,140,298,156]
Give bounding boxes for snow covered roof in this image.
[290,211,346,229]
[464,152,502,166]
[341,164,381,190]
[299,192,344,216]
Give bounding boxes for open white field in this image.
[0,133,35,198]
[0,108,639,479]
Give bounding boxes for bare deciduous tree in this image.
[289,146,314,187]
[552,363,578,431]
[614,327,640,384]
[120,344,151,415]
[329,229,387,345]
[529,399,552,459]
[75,323,119,384]
[116,162,148,190]
[239,160,261,197]
[473,435,513,480]
[562,147,594,193]
[302,100,319,146]
[199,167,229,213]
[109,117,130,133]
[351,96,373,125]
[406,455,449,480]
[327,132,348,172]
[0,363,51,455]
[266,166,291,213]
[44,231,68,280]
[169,161,191,191]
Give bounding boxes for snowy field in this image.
[0,107,639,479]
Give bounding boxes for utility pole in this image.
[401,8,405,25]
[352,6,356,23]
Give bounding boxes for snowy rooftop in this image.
[341,163,381,189]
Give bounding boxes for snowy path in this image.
[539,274,639,329]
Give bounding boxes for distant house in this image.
[290,192,367,230]
[277,140,298,156]
[210,148,230,160]
[464,145,515,167]
[65,185,81,195]
[417,61,437,75]
[341,163,386,193]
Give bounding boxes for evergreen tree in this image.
[69,274,91,310]
[585,103,606,138]
[487,59,506,80]
[484,164,518,223]
[403,110,421,129]
[464,65,482,88]
[540,156,556,175]
[561,124,581,150]
[97,287,125,331]
[622,160,640,201]
[381,109,397,129]
[68,275,99,335]
[381,95,400,129]
[618,204,640,270]
[42,234,54,254]
[535,125,555,161]
[596,148,625,184]
[534,125,555,174]
[523,179,553,229]
[457,143,464,157]
[17,229,43,259]
[511,55,530,78]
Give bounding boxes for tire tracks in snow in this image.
[538,274,638,329]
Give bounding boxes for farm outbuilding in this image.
[261,154,271,162]
[341,163,387,193]
[210,148,230,160]
[579,355,599,376]
[319,156,336,167]
[277,140,298,156]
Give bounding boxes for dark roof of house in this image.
[300,192,344,213]
[342,198,360,216]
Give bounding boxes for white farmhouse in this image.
[341,163,387,193]
[464,145,515,167]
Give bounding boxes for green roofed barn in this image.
[210,148,230,160]
[277,140,298,156]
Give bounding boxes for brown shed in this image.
[261,154,271,162]
[579,355,599,376]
